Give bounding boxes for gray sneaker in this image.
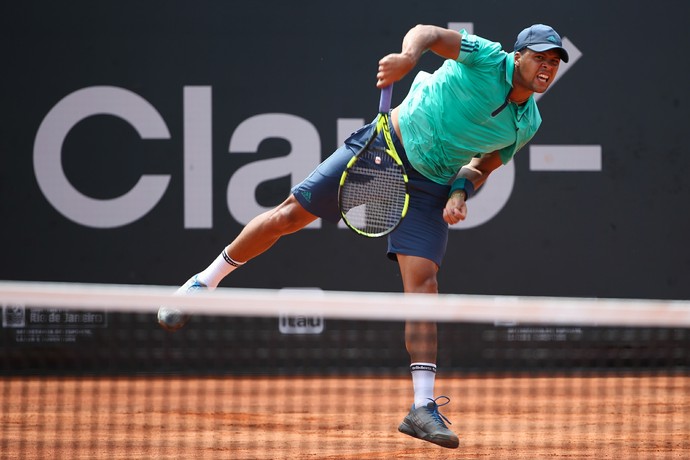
[157,275,207,331]
[398,396,459,449]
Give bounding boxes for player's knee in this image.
[405,272,438,294]
[399,256,440,294]
[418,274,439,294]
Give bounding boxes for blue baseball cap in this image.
[514,24,569,63]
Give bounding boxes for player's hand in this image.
[376,53,416,88]
[443,192,468,225]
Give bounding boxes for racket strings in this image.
[340,149,407,235]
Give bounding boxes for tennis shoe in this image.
[157,275,207,331]
[398,396,459,449]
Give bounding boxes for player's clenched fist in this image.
[376,53,416,88]
[443,192,468,225]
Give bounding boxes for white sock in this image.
[196,249,245,288]
[410,362,436,409]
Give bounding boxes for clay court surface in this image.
[2,374,688,459]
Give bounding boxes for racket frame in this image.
[338,86,410,238]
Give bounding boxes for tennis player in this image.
[159,23,568,449]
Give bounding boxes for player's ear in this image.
[514,51,521,66]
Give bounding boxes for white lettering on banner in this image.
[227,113,322,229]
[184,87,214,229]
[33,86,171,228]
[33,24,595,231]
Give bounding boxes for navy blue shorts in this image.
[291,120,451,267]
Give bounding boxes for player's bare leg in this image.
[397,254,438,362]
[225,195,318,263]
[396,254,459,448]
[158,195,317,331]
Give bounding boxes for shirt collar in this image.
[492,52,533,118]
[505,52,515,85]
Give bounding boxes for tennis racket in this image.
[338,85,409,238]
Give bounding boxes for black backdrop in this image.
[1,1,689,374]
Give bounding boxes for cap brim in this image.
[527,43,569,63]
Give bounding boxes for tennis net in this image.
[1,281,688,459]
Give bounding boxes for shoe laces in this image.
[424,395,453,427]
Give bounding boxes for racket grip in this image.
[379,85,394,113]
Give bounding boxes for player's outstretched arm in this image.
[377,25,461,88]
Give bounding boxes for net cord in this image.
[1,281,689,327]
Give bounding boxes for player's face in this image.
[514,49,561,93]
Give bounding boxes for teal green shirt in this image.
[398,30,542,188]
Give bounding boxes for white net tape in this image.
[1,281,689,327]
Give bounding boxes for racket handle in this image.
[379,85,394,113]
